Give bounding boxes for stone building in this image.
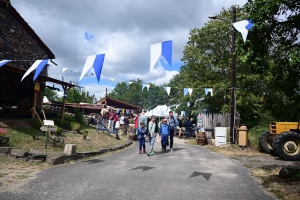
[0,0,74,119]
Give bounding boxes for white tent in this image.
[144,105,178,118]
[43,96,50,103]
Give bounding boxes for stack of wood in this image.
[196,131,207,146]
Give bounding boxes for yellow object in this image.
[237,125,248,146]
[270,122,299,135]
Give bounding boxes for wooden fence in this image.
[200,113,230,139]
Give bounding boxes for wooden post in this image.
[61,90,66,121]
[32,83,40,118]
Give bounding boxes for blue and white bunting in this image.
[146,84,150,91]
[150,40,172,71]
[233,19,254,43]
[0,60,12,67]
[60,68,68,73]
[204,88,213,96]
[187,102,190,107]
[142,83,146,91]
[79,54,105,82]
[184,88,189,96]
[163,86,171,96]
[21,60,48,81]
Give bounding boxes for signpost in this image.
[40,120,56,149]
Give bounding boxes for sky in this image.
[11,0,248,100]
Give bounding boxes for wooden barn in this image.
[0,0,75,120]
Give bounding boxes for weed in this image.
[17,174,29,179]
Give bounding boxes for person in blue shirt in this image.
[137,122,147,154]
[159,118,170,152]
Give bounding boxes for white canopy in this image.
[144,105,178,118]
[43,96,50,103]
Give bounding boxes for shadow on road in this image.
[84,159,104,164]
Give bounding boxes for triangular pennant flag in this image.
[184,88,188,96]
[167,87,171,95]
[208,88,213,96]
[150,42,162,71]
[33,61,48,81]
[142,83,146,91]
[233,20,254,43]
[128,81,133,85]
[59,75,64,82]
[21,60,48,81]
[188,88,193,97]
[111,78,114,81]
[187,102,190,107]
[0,60,12,67]
[79,55,95,81]
[205,88,213,96]
[146,84,150,91]
[163,86,171,96]
[161,40,172,67]
[150,40,172,72]
[60,68,68,73]
[92,54,105,82]
[181,111,186,116]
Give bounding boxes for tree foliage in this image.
[65,88,93,103]
[44,87,58,102]
[109,79,169,110]
[239,0,300,123]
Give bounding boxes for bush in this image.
[62,121,71,130]
[70,122,81,131]
[64,115,77,123]
[248,124,269,149]
[54,126,63,136]
[53,119,62,127]
[74,108,86,125]
[31,118,42,130]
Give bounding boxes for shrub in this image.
[70,122,81,131]
[31,118,42,130]
[62,121,71,130]
[74,108,86,125]
[82,129,88,140]
[54,126,63,136]
[53,119,62,127]
[64,115,77,122]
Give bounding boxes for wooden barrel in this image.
[196,132,206,146]
[128,128,137,141]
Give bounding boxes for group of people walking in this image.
[136,110,180,155]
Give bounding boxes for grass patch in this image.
[0,173,8,178]
[17,174,29,179]
[252,166,300,199]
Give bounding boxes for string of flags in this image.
[0,17,254,84]
[0,40,172,83]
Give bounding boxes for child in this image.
[137,122,147,154]
[159,118,170,152]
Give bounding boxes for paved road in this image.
[0,141,275,200]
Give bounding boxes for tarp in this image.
[144,105,177,117]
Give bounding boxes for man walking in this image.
[166,111,179,151]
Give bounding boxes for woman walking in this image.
[147,115,158,156]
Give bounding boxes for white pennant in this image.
[166,87,171,95]
[21,60,46,81]
[79,55,96,81]
[146,84,150,91]
[233,20,250,43]
[128,81,133,85]
[150,42,162,71]
[188,88,193,96]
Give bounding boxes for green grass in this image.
[0,173,8,178]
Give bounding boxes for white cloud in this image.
[10,0,247,101]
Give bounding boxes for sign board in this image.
[40,125,57,132]
[43,120,54,126]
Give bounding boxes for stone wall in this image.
[0,5,49,76]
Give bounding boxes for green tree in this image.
[44,87,58,102]
[240,0,300,122]
[109,79,169,109]
[169,7,246,117]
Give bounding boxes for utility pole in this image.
[230,6,236,143]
